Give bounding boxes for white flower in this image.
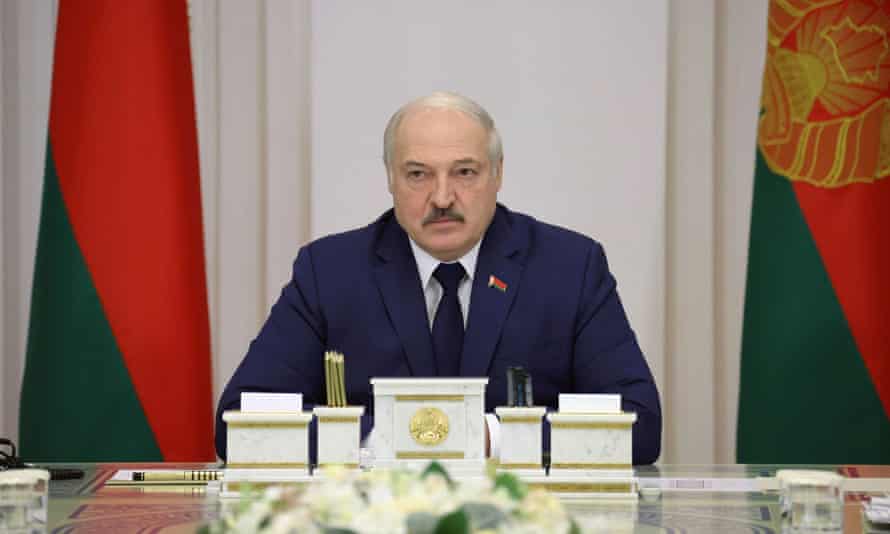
[206,463,576,534]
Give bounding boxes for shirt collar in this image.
[409,238,480,289]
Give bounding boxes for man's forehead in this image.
[398,107,486,138]
[395,108,487,156]
[401,157,484,168]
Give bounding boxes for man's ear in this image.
[495,158,504,191]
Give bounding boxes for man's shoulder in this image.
[304,209,395,256]
[502,205,602,256]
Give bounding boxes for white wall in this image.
[310,0,668,401]
[1,0,768,464]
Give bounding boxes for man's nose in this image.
[430,175,455,207]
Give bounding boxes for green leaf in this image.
[405,512,438,534]
[433,508,469,534]
[461,502,507,530]
[421,461,455,488]
[493,472,527,501]
[568,518,582,534]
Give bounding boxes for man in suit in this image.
[216,92,661,464]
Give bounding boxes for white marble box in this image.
[313,405,365,470]
[547,412,637,476]
[371,378,488,475]
[495,406,546,477]
[222,410,313,474]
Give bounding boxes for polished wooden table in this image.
[42,463,890,532]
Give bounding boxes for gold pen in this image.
[337,353,347,406]
[325,352,333,406]
[132,470,221,482]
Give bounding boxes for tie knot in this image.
[433,262,466,293]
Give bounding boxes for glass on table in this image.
[777,469,843,532]
[0,469,49,534]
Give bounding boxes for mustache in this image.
[422,207,465,225]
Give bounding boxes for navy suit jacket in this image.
[216,204,662,464]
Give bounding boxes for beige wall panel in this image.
[715,0,768,463]
[262,0,312,307]
[666,0,717,464]
[215,1,266,405]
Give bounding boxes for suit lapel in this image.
[461,207,525,377]
[373,215,437,376]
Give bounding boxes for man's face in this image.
[389,107,502,262]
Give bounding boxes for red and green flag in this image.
[738,0,890,463]
[19,0,214,462]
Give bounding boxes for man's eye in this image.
[457,168,477,177]
[406,170,426,180]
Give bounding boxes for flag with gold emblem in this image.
[737,0,890,463]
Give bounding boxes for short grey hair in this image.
[383,91,503,181]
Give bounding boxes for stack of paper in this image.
[864,494,890,527]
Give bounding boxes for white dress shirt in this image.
[407,238,501,459]
[408,239,479,329]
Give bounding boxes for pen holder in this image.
[494,406,546,477]
[313,406,365,472]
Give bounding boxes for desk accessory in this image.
[0,438,83,481]
[314,351,364,472]
[370,378,488,477]
[545,394,638,500]
[496,367,546,476]
[221,392,313,496]
[107,469,222,486]
[506,366,533,407]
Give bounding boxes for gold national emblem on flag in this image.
[488,275,507,292]
[758,0,890,188]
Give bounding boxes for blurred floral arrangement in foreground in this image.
[201,462,580,534]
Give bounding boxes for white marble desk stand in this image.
[494,406,546,478]
[546,411,638,500]
[371,378,488,478]
[313,406,365,475]
[221,410,314,497]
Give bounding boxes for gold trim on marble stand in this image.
[317,463,359,469]
[395,395,465,402]
[497,462,542,469]
[550,463,632,469]
[317,416,361,423]
[228,422,309,429]
[549,422,633,429]
[226,462,308,469]
[226,481,309,491]
[499,416,543,424]
[395,451,465,459]
[529,482,634,493]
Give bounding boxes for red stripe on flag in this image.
[794,180,890,422]
[50,1,213,460]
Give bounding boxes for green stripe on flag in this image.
[737,151,890,464]
[19,142,162,462]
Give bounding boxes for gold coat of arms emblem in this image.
[759,0,890,188]
[409,407,449,446]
